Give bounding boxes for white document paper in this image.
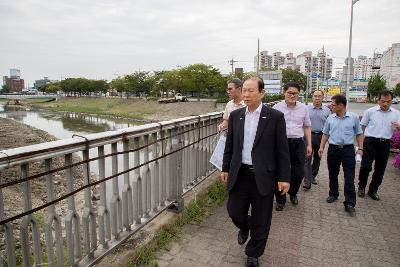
[209,135,226,171]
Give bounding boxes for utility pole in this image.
[228,57,238,76]
[345,0,360,101]
[256,38,260,75]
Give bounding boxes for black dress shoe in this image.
[237,229,249,245]
[358,188,365,197]
[303,182,311,190]
[246,257,259,267]
[290,195,298,205]
[275,202,285,211]
[326,196,338,203]
[368,191,380,201]
[344,204,356,216]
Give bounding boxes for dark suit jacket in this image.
[222,104,291,196]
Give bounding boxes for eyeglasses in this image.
[286,92,299,97]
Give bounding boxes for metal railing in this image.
[0,112,223,267]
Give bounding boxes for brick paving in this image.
[155,153,400,267]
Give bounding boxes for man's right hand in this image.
[318,147,324,158]
[220,172,228,184]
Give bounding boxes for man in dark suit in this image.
[221,76,291,267]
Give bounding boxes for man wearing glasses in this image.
[218,78,245,132]
[303,90,331,189]
[273,81,312,211]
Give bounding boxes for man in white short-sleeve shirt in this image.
[218,78,245,132]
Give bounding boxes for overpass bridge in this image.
[0,112,222,267]
[0,94,58,104]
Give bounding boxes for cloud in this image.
[0,0,399,84]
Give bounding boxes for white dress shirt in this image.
[242,102,263,165]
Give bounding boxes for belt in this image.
[241,164,254,172]
[312,131,323,135]
[287,137,303,142]
[366,136,390,142]
[329,144,354,148]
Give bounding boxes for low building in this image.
[2,69,24,93]
[34,77,58,90]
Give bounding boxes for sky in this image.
[1,0,399,86]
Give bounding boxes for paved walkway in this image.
[155,153,400,267]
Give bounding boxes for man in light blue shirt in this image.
[358,90,400,201]
[304,90,331,189]
[318,94,363,215]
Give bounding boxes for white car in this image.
[392,97,399,104]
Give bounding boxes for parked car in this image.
[392,97,399,104]
[158,93,188,104]
[174,93,187,102]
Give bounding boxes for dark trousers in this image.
[358,137,391,193]
[227,166,274,258]
[327,145,356,207]
[275,138,305,204]
[304,133,322,184]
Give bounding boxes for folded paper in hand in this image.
[209,135,226,171]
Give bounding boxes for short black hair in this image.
[227,78,243,89]
[245,76,265,92]
[312,90,324,96]
[283,81,301,92]
[378,90,393,100]
[331,94,347,106]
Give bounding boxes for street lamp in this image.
[345,0,360,102]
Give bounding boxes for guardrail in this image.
[0,112,223,266]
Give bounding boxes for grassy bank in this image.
[125,181,227,267]
[31,97,158,120]
[29,97,222,122]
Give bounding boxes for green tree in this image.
[181,64,225,100]
[368,74,386,101]
[281,68,307,92]
[393,83,400,97]
[124,71,155,98]
[1,84,10,93]
[110,76,128,97]
[45,83,61,94]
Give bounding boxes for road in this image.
[321,102,399,116]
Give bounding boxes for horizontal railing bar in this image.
[0,120,219,189]
[0,130,219,225]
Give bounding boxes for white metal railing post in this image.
[132,137,142,224]
[98,146,111,249]
[165,129,173,201]
[81,150,97,260]
[142,135,151,218]
[159,129,167,207]
[0,177,16,267]
[151,132,159,212]
[110,142,122,240]
[64,153,81,265]
[122,137,133,230]
[44,158,64,267]
[20,163,42,267]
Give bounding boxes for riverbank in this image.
[31,97,223,121]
